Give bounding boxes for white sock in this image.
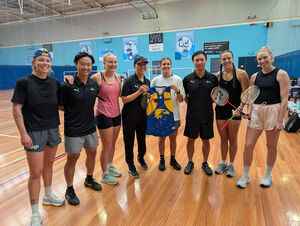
[229,162,234,166]
[244,165,251,177]
[31,204,40,216]
[265,165,273,176]
[44,186,52,197]
[221,160,227,165]
[108,163,113,168]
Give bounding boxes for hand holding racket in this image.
[211,87,245,114]
[221,85,260,131]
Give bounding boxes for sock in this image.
[31,204,40,216]
[265,165,273,176]
[44,186,52,197]
[202,161,207,166]
[229,162,234,166]
[160,155,165,161]
[221,160,227,165]
[170,155,175,161]
[108,163,113,168]
[86,175,93,182]
[67,185,74,192]
[243,165,251,177]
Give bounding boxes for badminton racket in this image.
[221,85,260,131]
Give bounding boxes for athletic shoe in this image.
[215,163,228,174]
[101,172,119,185]
[128,165,140,178]
[259,174,272,187]
[42,193,65,206]
[170,159,181,170]
[236,175,250,188]
[84,178,102,190]
[202,162,213,176]
[65,188,80,206]
[137,157,148,170]
[30,213,41,226]
[108,165,122,177]
[184,162,194,175]
[158,159,166,171]
[226,165,235,177]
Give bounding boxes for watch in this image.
[176,90,180,94]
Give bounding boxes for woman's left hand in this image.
[273,121,283,133]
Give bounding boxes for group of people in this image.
[11,46,289,226]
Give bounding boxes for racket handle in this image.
[221,121,230,131]
[97,95,105,101]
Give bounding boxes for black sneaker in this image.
[128,165,140,178]
[202,162,213,176]
[184,162,194,174]
[65,188,80,206]
[137,157,148,170]
[170,159,181,170]
[158,159,165,171]
[84,178,102,191]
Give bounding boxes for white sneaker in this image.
[101,172,119,185]
[42,193,65,206]
[226,165,235,177]
[215,163,228,174]
[237,175,250,188]
[30,214,41,226]
[259,174,272,187]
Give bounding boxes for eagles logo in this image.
[154,109,169,119]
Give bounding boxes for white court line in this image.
[0,156,26,168]
[0,121,14,126]
[0,134,20,138]
[0,147,23,158]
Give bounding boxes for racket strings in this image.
[241,86,260,104]
[211,88,228,106]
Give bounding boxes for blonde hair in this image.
[256,46,274,62]
[103,53,117,70]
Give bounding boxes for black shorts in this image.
[96,114,121,130]
[184,121,214,139]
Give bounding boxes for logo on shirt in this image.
[154,109,170,119]
[28,145,40,150]
[134,85,140,89]
[73,88,79,93]
[206,81,212,84]
[190,80,195,84]
[91,88,95,91]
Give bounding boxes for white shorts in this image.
[247,103,281,130]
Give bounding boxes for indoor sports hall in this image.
[0,0,299,225]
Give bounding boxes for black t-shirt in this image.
[183,70,218,123]
[11,74,61,132]
[254,68,281,105]
[121,74,150,118]
[60,75,99,137]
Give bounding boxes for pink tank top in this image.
[96,72,121,118]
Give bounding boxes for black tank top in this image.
[215,72,242,113]
[254,68,281,104]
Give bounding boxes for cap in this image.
[134,56,148,65]
[33,48,51,60]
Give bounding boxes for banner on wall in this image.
[98,49,116,62]
[149,33,163,52]
[123,36,138,62]
[79,41,92,55]
[175,31,194,60]
[204,41,229,55]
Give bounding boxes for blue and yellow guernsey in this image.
[146,86,175,137]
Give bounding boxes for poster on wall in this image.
[43,43,54,58]
[26,55,33,65]
[149,33,163,52]
[204,41,229,55]
[175,31,194,60]
[123,36,138,62]
[79,41,92,55]
[98,49,116,62]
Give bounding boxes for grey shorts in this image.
[25,127,62,152]
[64,131,98,154]
[174,120,181,129]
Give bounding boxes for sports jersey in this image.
[146,86,175,137]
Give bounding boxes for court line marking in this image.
[0,156,26,168]
[0,147,23,158]
[0,121,14,126]
[0,134,20,138]
[0,152,67,189]
[0,108,11,112]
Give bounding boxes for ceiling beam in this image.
[29,0,63,16]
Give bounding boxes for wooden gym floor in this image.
[0,89,299,226]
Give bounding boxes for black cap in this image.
[134,56,148,65]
